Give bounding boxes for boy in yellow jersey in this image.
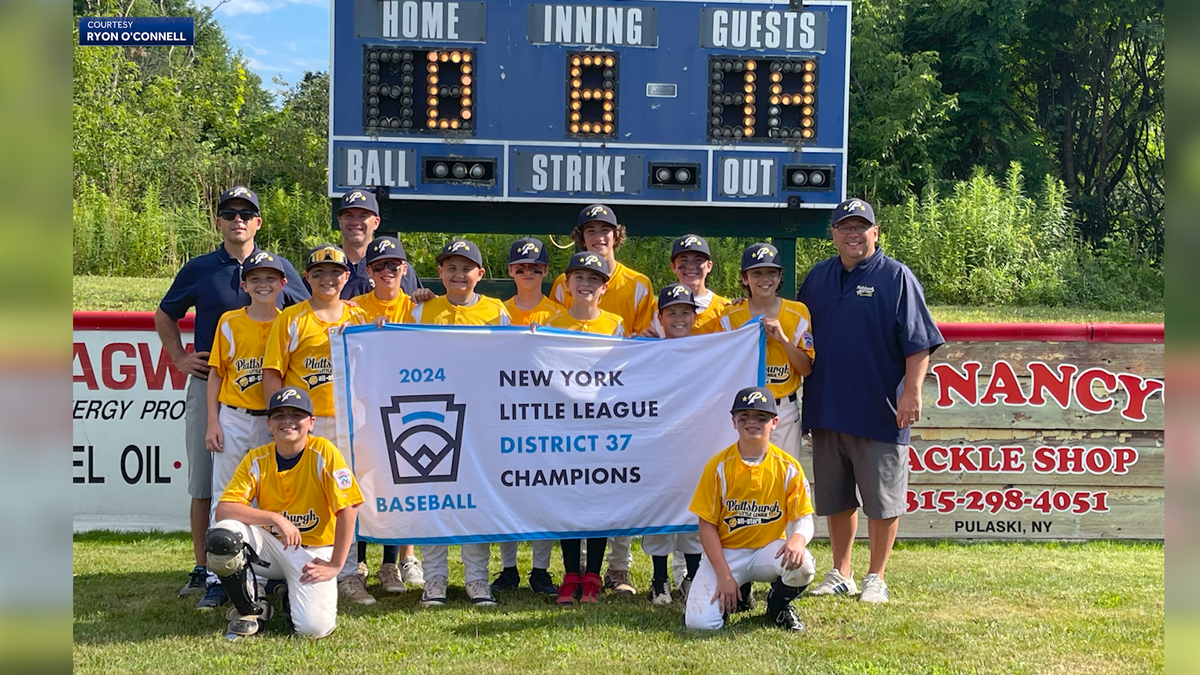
[545,252,625,337]
[642,284,705,607]
[207,387,363,639]
[406,238,509,608]
[262,244,373,606]
[646,235,731,337]
[685,386,815,632]
[491,237,562,597]
[502,237,562,327]
[550,204,654,334]
[718,243,815,463]
[351,235,426,595]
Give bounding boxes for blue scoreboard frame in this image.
[328,0,850,212]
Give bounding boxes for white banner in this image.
[332,323,765,545]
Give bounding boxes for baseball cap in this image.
[565,251,612,281]
[337,189,380,216]
[730,386,778,416]
[577,203,618,228]
[436,238,484,267]
[306,244,351,271]
[267,386,314,416]
[240,250,286,279]
[218,186,260,212]
[658,283,698,310]
[741,243,783,271]
[831,198,876,227]
[671,234,711,261]
[508,237,550,265]
[365,236,407,264]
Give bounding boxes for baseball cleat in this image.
[466,579,499,606]
[859,574,889,603]
[528,568,558,596]
[179,566,207,597]
[648,578,672,606]
[420,575,448,607]
[196,583,229,611]
[765,584,805,633]
[809,569,857,596]
[490,566,521,593]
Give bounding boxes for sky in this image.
[198,0,331,92]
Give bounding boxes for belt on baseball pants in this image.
[775,392,798,404]
[224,404,268,417]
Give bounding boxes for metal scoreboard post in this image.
[329,0,851,293]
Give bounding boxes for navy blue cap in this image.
[671,234,711,261]
[566,251,611,281]
[741,243,783,271]
[240,250,286,279]
[268,386,314,416]
[730,386,778,415]
[658,283,698,310]
[365,236,407,263]
[508,237,550,265]
[832,198,876,227]
[577,203,618,228]
[218,186,260,212]
[306,244,351,271]
[436,238,484,267]
[338,189,380,216]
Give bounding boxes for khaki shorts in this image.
[811,429,908,520]
[185,376,212,499]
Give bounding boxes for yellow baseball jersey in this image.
[545,310,626,337]
[650,290,732,336]
[503,296,563,326]
[718,300,815,399]
[220,435,364,548]
[551,261,654,334]
[689,443,814,549]
[263,300,368,417]
[208,307,278,410]
[352,291,415,324]
[404,295,512,326]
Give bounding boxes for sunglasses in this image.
[308,248,349,266]
[219,209,258,221]
[369,261,403,273]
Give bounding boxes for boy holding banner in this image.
[405,238,511,608]
[546,252,622,605]
[492,237,562,597]
[685,386,816,632]
[642,284,705,606]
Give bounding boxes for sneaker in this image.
[556,572,582,605]
[809,568,858,596]
[490,566,521,593]
[466,579,499,606]
[179,566,207,597]
[378,563,406,593]
[338,574,377,606]
[736,582,755,613]
[580,572,602,603]
[771,603,806,632]
[528,568,558,596]
[400,556,425,587]
[765,584,805,632]
[196,582,228,610]
[420,575,448,607]
[603,569,636,595]
[648,577,672,606]
[859,574,889,603]
[356,561,369,578]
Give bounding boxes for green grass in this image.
[73,533,1162,674]
[73,275,1165,323]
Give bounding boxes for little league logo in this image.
[380,394,466,484]
[743,391,768,405]
[249,251,274,265]
[581,254,603,268]
[846,199,868,212]
[752,246,772,260]
[681,235,704,248]
[374,239,396,253]
[346,191,368,203]
[449,241,472,254]
[667,286,690,298]
[229,187,253,199]
[585,205,609,218]
[518,242,540,256]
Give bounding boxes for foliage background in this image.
[71,0,1163,311]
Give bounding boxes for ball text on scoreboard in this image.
[331,0,850,207]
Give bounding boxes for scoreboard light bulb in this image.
[450,51,462,63]
[603,101,614,111]
[461,75,472,85]
[656,168,672,183]
[603,123,613,134]
[583,55,593,66]
[428,85,439,96]
[439,52,450,62]
[582,89,593,100]
[427,96,438,106]
[428,74,439,85]
[809,170,825,185]
[572,56,582,66]
[571,112,581,122]
[427,63,438,73]
[367,73,379,83]
[461,97,471,106]
[744,73,756,84]
[804,61,815,72]
[462,64,472,74]
[469,163,485,178]
[604,56,615,67]
[571,90,581,100]
[439,119,450,129]
[771,72,783,83]
[746,60,757,71]
[770,95,781,105]
[368,50,379,61]
[572,100,582,111]
[462,52,472,62]
[744,105,755,115]
[593,89,604,99]
[427,51,438,61]
[802,117,814,127]
[367,62,379,73]
[461,109,472,119]
[572,78,582,88]
[427,119,438,128]
[743,84,754,93]
[803,84,815,94]
[802,105,814,116]
[803,73,815,83]
[604,90,614,100]
[781,95,792,105]
[791,171,807,186]
[743,116,755,126]
[744,127,755,137]
[462,86,472,96]
[582,122,592,132]
[570,123,580,133]
[603,112,614,122]
[802,128,814,138]
[450,119,460,129]
[803,95,814,105]
[428,108,438,119]
[745,94,755,104]
[367,118,379,128]
[449,85,460,96]
[675,168,691,183]
[771,84,783,95]
[571,67,582,77]
[452,163,467,178]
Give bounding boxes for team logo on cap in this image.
[751,246,773,260]
[229,187,252,198]
[743,391,768,405]
[580,254,603,268]
[518,242,540,256]
[249,252,274,265]
[680,235,704,248]
[585,205,609,218]
[347,191,367,203]
[448,241,472,253]
[375,239,396,252]
[667,286,689,298]
[846,200,868,212]
[380,394,466,485]
[278,388,303,404]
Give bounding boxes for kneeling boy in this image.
[206,387,363,639]
[685,386,816,632]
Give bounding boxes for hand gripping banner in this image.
[332,323,765,545]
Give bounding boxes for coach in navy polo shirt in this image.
[797,198,943,605]
[317,189,425,300]
[155,186,308,606]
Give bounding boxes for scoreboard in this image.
[328,0,850,210]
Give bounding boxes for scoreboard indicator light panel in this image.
[331,0,850,209]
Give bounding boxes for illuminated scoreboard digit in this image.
[331,0,850,209]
